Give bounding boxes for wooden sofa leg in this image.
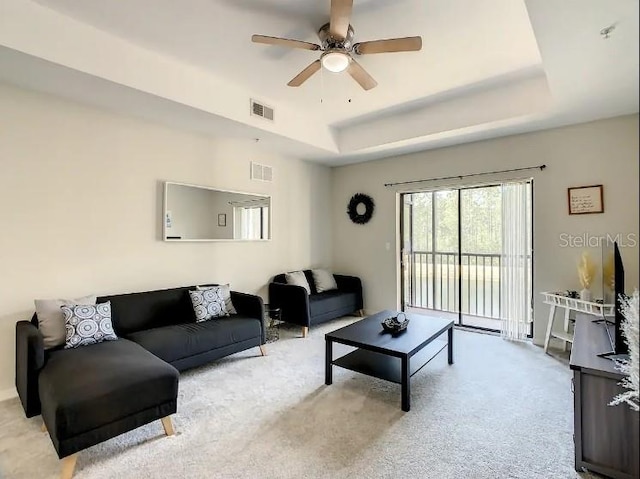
[161,416,175,436]
[302,326,309,338]
[60,453,78,479]
[41,421,47,433]
[259,345,267,356]
[358,309,365,317]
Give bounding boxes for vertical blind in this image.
[500,181,532,340]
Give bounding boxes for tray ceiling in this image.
[0,0,637,164]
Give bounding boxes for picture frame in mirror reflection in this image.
[163,181,271,242]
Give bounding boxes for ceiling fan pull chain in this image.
[320,65,325,104]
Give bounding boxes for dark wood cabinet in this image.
[570,314,639,479]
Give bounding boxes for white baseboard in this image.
[0,387,17,402]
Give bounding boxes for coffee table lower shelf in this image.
[331,339,448,384]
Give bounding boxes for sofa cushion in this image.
[126,315,262,364]
[39,338,178,440]
[309,291,358,317]
[99,287,195,335]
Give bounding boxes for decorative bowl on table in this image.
[381,313,410,333]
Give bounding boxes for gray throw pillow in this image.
[312,269,338,293]
[190,287,228,322]
[285,271,311,294]
[61,301,117,349]
[196,284,237,315]
[35,294,97,349]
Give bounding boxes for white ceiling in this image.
[0,0,638,165]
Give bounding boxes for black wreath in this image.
[347,193,375,224]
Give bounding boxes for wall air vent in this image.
[250,99,274,121]
[250,162,273,182]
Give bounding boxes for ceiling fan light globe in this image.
[321,51,350,73]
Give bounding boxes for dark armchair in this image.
[269,270,363,337]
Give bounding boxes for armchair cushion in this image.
[285,271,311,294]
[309,291,358,317]
[311,269,338,293]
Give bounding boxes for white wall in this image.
[331,115,639,345]
[0,83,332,397]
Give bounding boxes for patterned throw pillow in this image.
[61,301,118,349]
[189,287,228,322]
[196,284,237,315]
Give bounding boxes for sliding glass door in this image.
[400,183,532,333]
[459,186,502,329]
[402,190,460,322]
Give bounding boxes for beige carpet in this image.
[0,317,590,479]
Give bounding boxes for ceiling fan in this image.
[251,0,422,91]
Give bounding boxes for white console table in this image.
[541,292,614,353]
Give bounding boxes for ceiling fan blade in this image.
[252,34,320,51]
[287,60,322,87]
[329,0,353,41]
[354,36,423,55]
[347,58,378,91]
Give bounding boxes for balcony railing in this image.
[405,251,502,320]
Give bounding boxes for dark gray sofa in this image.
[269,270,363,337]
[15,284,265,477]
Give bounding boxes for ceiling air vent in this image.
[251,162,273,182]
[250,99,274,121]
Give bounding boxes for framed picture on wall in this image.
[217,214,227,227]
[568,185,604,215]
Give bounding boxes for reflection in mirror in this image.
[164,182,270,241]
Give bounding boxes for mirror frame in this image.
[163,181,272,242]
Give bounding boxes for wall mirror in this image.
[163,182,271,241]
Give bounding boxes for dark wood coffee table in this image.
[325,310,454,411]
